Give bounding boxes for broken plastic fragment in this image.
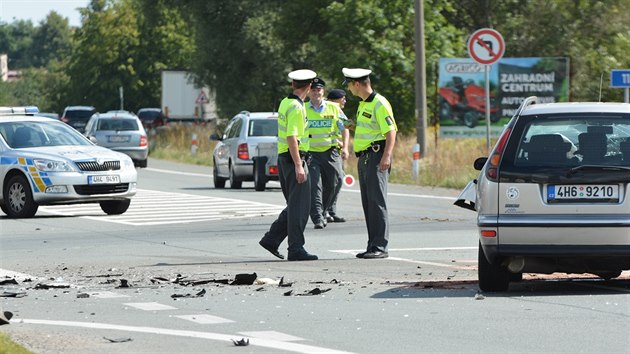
[231,338,249,346]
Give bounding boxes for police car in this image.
[0,107,137,218]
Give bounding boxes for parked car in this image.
[455,96,630,292]
[60,106,97,133]
[84,111,149,167]
[137,108,166,129]
[211,111,279,190]
[0,108,137,218]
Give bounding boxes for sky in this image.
[0,0,89,27]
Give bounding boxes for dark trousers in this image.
[357,148,389,252]
[261,153,311,253]
[326,154,344,217]
[309,148,342,224]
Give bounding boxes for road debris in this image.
[230,273,257,285]
[34,283,70,290]
[0,308,13,325]
[171,289,206,299]
[116,279,131,288]
[285,288,331,296]
[254,278,280,285]
[76,293,90,299]
[104,337,133,343]
[0,279,19,285]
[231,338,250,346]
[0,292,27,298]
[474,293,485,300]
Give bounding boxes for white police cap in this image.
[288,69,317,82]
[342,67,371,79]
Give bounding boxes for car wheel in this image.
[213,162,226,189]
[254,161,266,191]
[99,199,131,215]
[229,163,242,189]
[138,159,148,168]
[478,242,510,292]
[595,270,622,280]
[4,175,38,218]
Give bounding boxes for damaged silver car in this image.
[456,96,630,291]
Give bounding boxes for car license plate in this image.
[88,175,120,184]
[547,184,619,200]
[108,135,130,143]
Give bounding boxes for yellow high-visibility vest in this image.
[306,101,341,152]
[354,92,397,152]
[277,96,309,154]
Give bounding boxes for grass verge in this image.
[0,332,34,354]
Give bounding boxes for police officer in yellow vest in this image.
[306,78,349,229]
[259,69,318,261]
[343,67,397,259]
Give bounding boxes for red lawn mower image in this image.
[438,76,501,128]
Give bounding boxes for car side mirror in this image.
[473,157,488,171]
[88,135,98,144]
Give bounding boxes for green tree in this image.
[30,11,73,67]
[0,20,36,69]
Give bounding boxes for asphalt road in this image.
[1,159,629,353]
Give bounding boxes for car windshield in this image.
[0,121,92,148]
[97,119,139,131]
[513,114,630,167]
[248,119,278,137]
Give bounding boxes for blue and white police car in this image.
[0,107,137,218]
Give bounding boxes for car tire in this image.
[229,163,242,189]
[138,159,148,168]
[478,242,510,292]
[99,199,131,215]
[4,175,38,218]
[213,162,226,189]
[595,270,622,280]
[254,161,267,191]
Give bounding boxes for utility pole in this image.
[413,0,428,157]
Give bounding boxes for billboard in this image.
[438,57,570,138]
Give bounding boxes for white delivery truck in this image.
[161,70,217,122]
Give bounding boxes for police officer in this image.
[259,69,318,261]
[324,88,349,223]
[343,67,397,259]
[306,78,349,229]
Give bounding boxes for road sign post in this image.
[610,69,630,103]
[467,28,505,153]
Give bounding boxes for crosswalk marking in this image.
[39,189,284,226]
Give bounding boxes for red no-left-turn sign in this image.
[467,28,505,65]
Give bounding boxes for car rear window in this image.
[64,109,95,120]
[248,119,278,137]
[97,119,139,131]
[512,114,630,167]
[138,111,161,120]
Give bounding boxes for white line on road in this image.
[144,167,211,177]
[175,314,235,324]
[330,247,477,269]
[18,319,356,354]
[123,302,178,311]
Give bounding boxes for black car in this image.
[137,108,165,129]
[61,106,96,133]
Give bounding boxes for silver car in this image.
[211,111,279,189]
[84,111,149,167]
[0,109,137,218]
[456,97,630,291]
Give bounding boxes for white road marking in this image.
[239,331,305,342]
[330,247,477,269]
[87,291,130,299]
[0,269,41,281]
[39,189,285,226]
[123,302,177,311]
[18,319,356,354]
[175,314,234,324]
[144,167,211,177]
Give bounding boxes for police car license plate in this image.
[547,184,619,200]
[88,175,120,184]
